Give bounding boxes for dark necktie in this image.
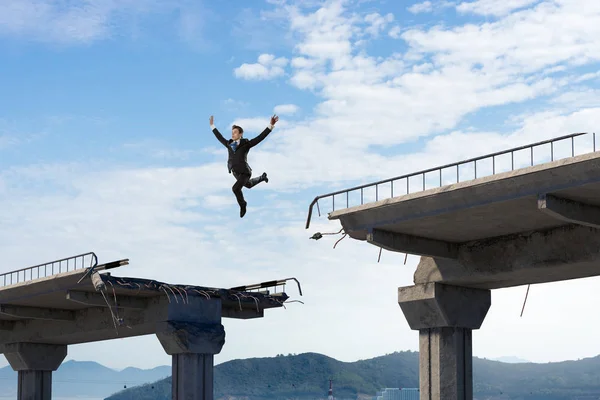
[231,142,238,151]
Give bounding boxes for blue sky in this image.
[1,0,600,372]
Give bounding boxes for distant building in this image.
[372,388,419,400]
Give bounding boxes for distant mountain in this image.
[492,356,530,363]
[105,351,600,400]
[0,360,170,399]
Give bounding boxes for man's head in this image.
[231,125,243,141]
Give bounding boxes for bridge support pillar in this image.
[3,342,67,400]
[398,282,491,400]
[156,297,225,400]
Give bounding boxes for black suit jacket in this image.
[212,126,272,175]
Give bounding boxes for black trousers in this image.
[232,171,263,207]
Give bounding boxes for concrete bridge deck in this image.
[0,267,287,347]
[330,151,600,243]
[324,149,600,289]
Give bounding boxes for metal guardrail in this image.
[305,131,596,229]
[0,252,98,288]
[230,277,303,296]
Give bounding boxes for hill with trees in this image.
[106,351,600,400]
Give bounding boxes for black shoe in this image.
[261,172,268,183]
[240,202,247,218]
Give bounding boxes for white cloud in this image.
[407,1,433,14]
[550,88,600,110]
[254,1,573,154]
[274,104,300,115]
[0,0,213,45]
[121,140,201,161]
[363,12,394,38]
[388,25,401,39]
[0,0,139,43]
[228,116,288,134]
[203,194,236,209]
[233,53,288,80]
[222,98,249,112]
[456,0,541,17]
[401,2,600,75]
[237,0,600,157]
[0,118,46,150]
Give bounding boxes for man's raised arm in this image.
[209,115,228,147]
[248,115,279,148]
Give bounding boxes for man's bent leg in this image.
[245,172,268,188]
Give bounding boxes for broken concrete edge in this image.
[326,150,600,222]
[95,273,291,312]
[156,320,226,355]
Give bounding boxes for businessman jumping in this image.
[210,114,279,218]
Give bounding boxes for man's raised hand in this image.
[270,114,279,126]
[209,115,214,126]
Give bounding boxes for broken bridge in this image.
[0,252,300,400]
[306,131,600,400]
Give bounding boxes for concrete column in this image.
[3,342,67,400]
[156,297,225,400]
[172,353,214,399]
[398,282,491,400]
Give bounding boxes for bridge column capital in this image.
[3,342,67,371]
[398,282,490,330]
[2,342,67,400]
[398,283,491,400]
[155,296,225,400]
